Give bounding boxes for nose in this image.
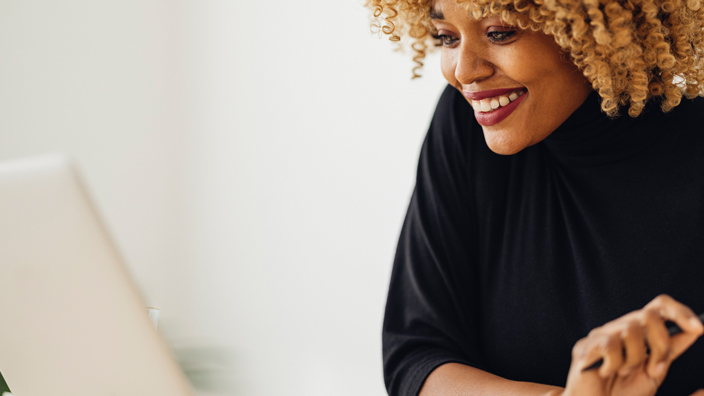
[453,42,495,85]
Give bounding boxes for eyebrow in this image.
[429,9,444,20]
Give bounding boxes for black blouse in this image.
[382,85,704,395]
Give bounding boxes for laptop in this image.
[0,154,193,395]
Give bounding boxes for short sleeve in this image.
[382,85,487,395]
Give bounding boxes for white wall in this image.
[0,0,194,336]
[0,1,448,395]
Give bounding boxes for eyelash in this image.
[487,30,517,42]
[432,34,458,47]
[432,30,517,47]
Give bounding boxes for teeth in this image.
[480,100,491,112]
[472,89,525,113]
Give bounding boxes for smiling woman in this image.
[366,0,704,395]
[430,0,592,154]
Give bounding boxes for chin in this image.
[482,130,531,155]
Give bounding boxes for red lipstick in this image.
[473,90,527,126]
[463,88,523,101]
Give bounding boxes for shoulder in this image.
[656,95,704,130]
[657,95,704,151]
[674,95,704,125]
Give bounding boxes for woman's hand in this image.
[562,294,704,396]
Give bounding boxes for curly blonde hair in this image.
[366,0,704,116]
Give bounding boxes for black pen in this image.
[582,312,704,372]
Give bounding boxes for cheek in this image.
[518,40,574,84]
[496,49,551,87]
[490,35,563,84]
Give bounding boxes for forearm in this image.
[419,363,564,396]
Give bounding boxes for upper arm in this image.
[382,85,487,395]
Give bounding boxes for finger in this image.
[597,333,625,378]
[618,321,647,376]
[645,294,704,336]
[690,389,704,396]
[572,336,606,372]
[668,329,703,365]
[568,336,610,392]
[566,338,607,393]
[645,295,704,361]
[642,308,671,378]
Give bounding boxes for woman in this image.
[366,0,704,394]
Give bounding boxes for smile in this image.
[471,88,527,113]
[469,89,527,126]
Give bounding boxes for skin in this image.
[431,0,593,154]
[418,1,704,394]
[562,295,704,396]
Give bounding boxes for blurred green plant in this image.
[172,344,241,395]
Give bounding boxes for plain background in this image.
[0,1,448,395]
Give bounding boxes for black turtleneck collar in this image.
[540,90,674,167]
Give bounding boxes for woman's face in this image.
[431,0,593,155]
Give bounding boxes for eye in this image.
[487,29,517,43]
[432,33,459,47]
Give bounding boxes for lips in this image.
[466,89,528,126]
[463,88,521,101]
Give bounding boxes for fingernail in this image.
[690,317,703,330]
[618,367,632,376]
[655,362,667,376]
